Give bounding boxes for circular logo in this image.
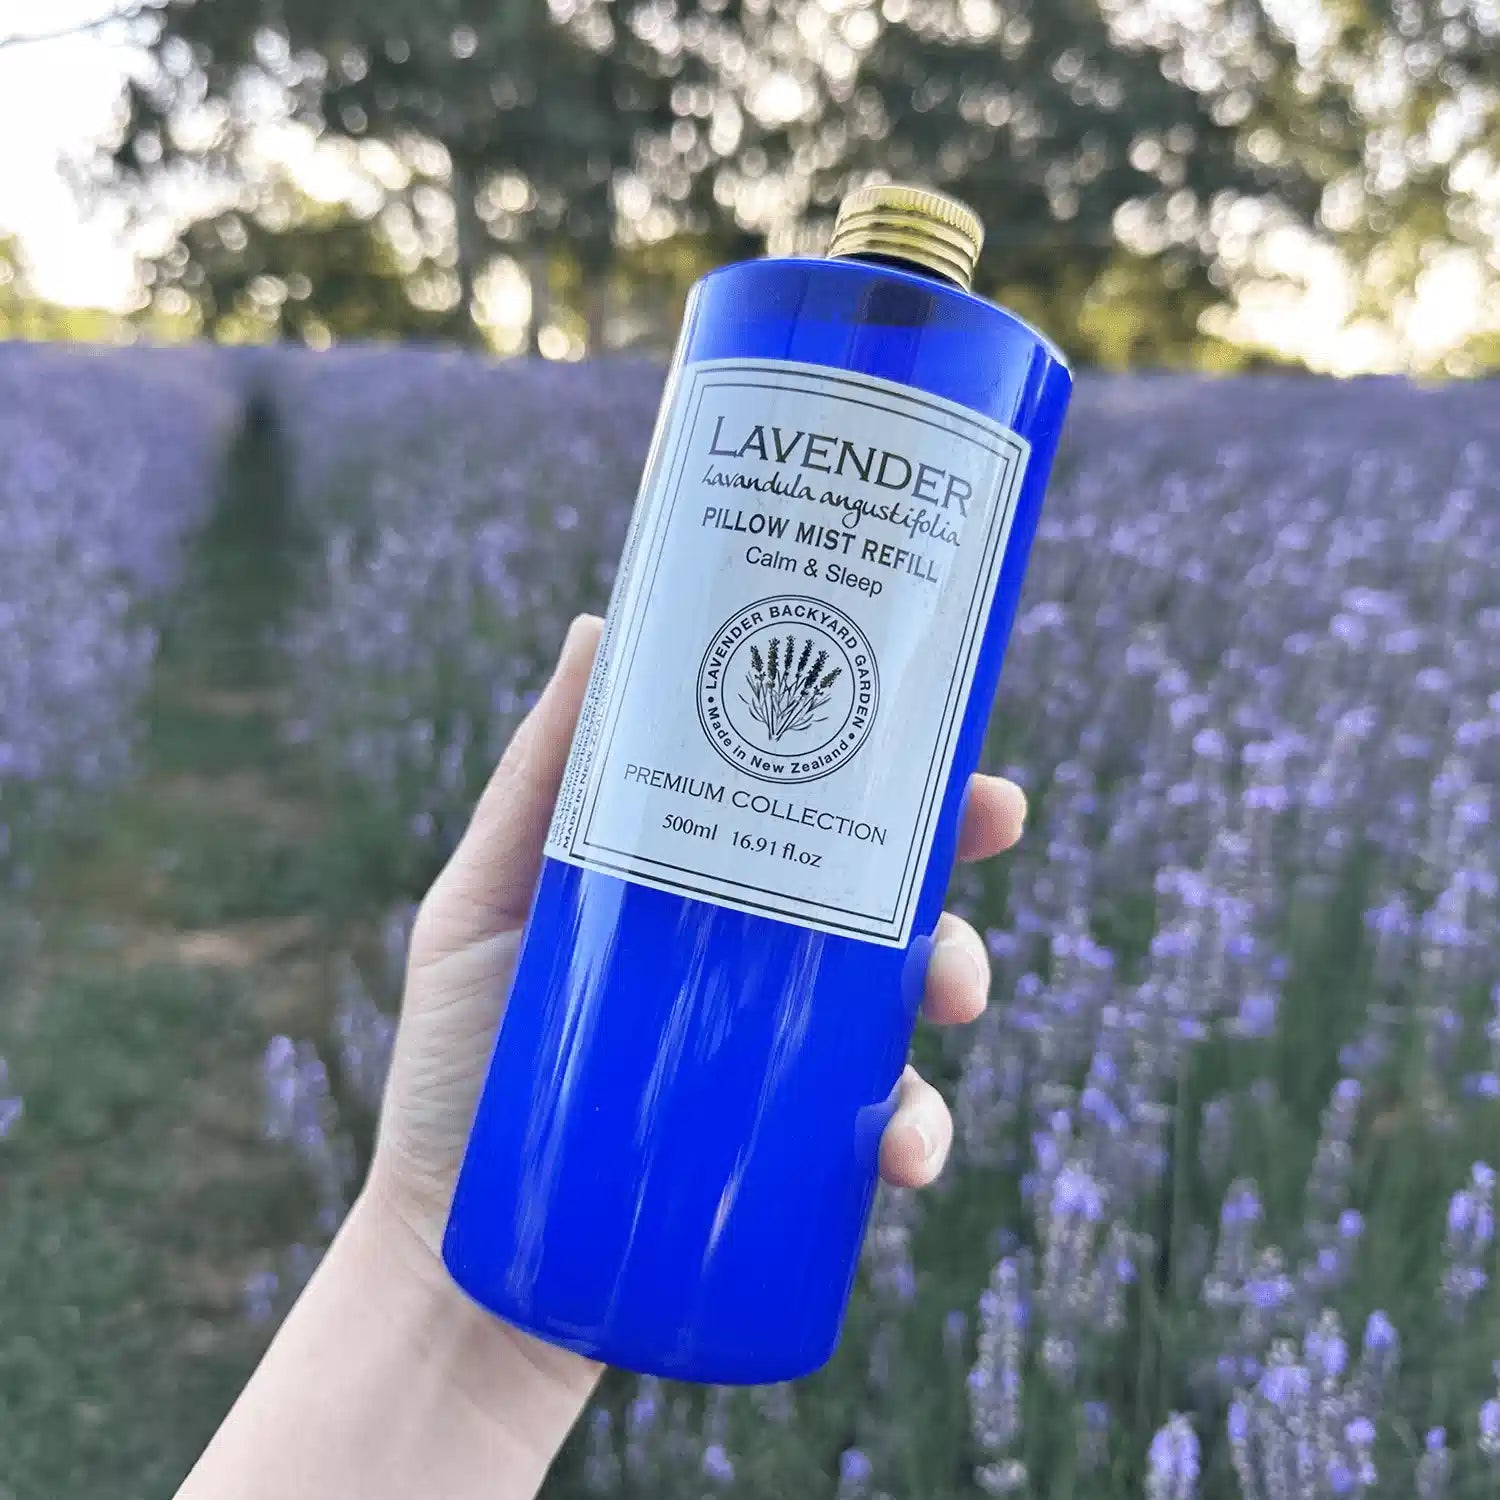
[696,595,879,784]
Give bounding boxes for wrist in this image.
[179,1174,602,1500]
[346,1166,604,1455]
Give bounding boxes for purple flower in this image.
[1442,1163,1496,1315]
[1247,1270,1291,1311]
[970,1258,1027,1464]
[1233,989,1278,1037]
[242,1268,279,1326]
[1260,1361,1311,1409]
[259,1036,354,1237]
[583,1408,620,1494]
[1418,1426,1451,1500]
[701,1443,734,1483]
[1308,1323,1348,1380]
[1053,1163,1106,1222]
[0,1058,21,1141]
[1146,1414,1200,1500]
[1228,1401,1249,1443]
[840,1448,872,1483]
[1326,1458,1357,1493]
[837,1447,873,1496]
[1362,1311,1398,1356]
[1479,1396,1500,1462]
[1,347,236,883]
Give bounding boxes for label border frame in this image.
[548,357,1029,947]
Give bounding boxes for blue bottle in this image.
[444,185,1072,1382]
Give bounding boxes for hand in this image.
[181,614,1028,1500]
[371,612,1027,1257]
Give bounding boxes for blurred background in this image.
[3,0,1499,368]
[2,2,1499,1499]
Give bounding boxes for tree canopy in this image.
[103,0,1498,368]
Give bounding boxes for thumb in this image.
[409,614,602,970]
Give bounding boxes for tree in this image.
[148,175,463,344]
[0,238,25,331]
[106,0,1496,365]
[680,0,1334,363]
[1100,0,1498,347]
[112,0,702,348]
[0,238,127,342]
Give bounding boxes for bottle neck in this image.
[831,250,969,291]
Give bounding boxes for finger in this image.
[921,911,991,1025]
[956,774,1027,862]
[879,1066,953,1187]
[410,615,602,968]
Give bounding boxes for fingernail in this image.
[913,1117,938,1164]
[557,614,602,668]
[562,614,589,654]
[937,936,988,997]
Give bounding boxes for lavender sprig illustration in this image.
[742,636,842,741]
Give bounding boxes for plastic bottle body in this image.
[442,256,1072,1382]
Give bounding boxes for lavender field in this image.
[3,347,1500,1500]
[0,345,237,890]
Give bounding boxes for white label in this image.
[546,358,1029,947]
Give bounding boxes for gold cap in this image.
[828,183,984,290]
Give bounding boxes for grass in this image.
[0,966,300,1500]
[0,402,358,1499]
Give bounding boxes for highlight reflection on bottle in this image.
[443,184,1073,1383]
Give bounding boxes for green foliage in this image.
[0,964,287,1500]
[157,178,464,344]
[0,237,130,342]
[97,0,1460,365]
[94,0,1500,366]
[117,0,699,344]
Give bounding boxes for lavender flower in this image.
[278,355,655,854]
[1441,1162,1496,1315]
[1466,985,1500,1097]
[0,1058,21,1140]
[1080,1400,1111,1472]
[1479,1393,1500,1469]
[260,1036,355,1235]
[332,958,396,1112]
[1417,1426,1450,1500]
[1352,1311,1400,1413]
[583,1408,620,1494]
[0,345,235,884]
[700,1442,734,1484]
[1146,1413,1200,1500]
[836,1448,874,1499]
[242,1267,279,1326]
[624,1376,662,1480]
[1231,1311,1390,1500]
[864,1186,919,1305]
[970,1257,1027,1471]
[1304,1080,1362,1249]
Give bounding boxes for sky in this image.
[0,0,1490,371]
[0,1,143,307]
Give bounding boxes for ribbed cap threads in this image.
[828,183,984,290]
